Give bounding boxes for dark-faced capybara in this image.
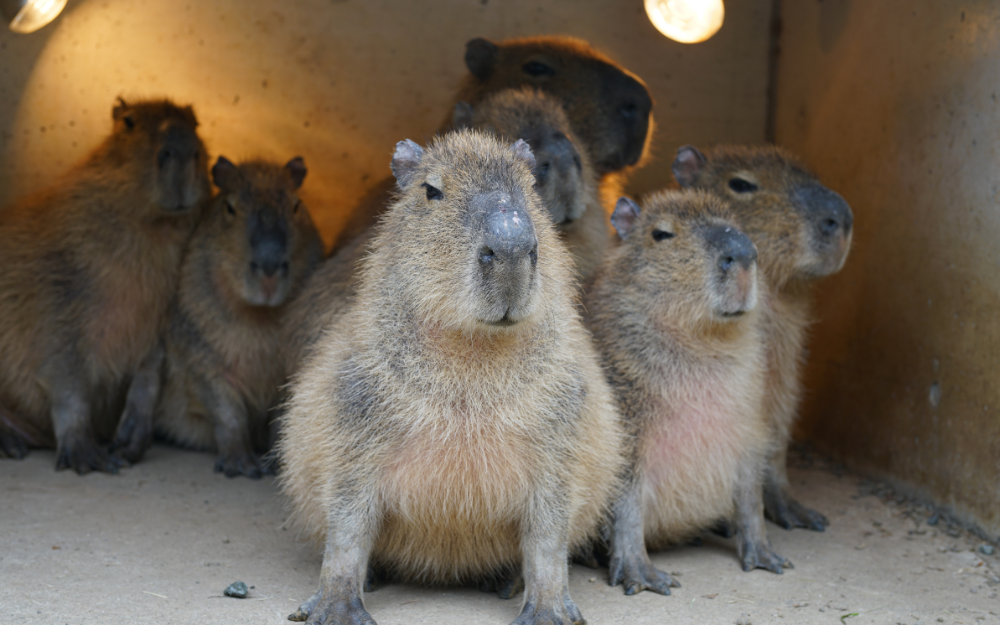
[155,156,323,478]
[0,97,210,473]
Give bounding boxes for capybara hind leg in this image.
[111,342,164,464]
[735,460,792,574]
[608,480,679,596]
[763,453,828,531]
[0,429,28,459]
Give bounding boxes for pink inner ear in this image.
[512,139,535,168]
[673,146,707,187]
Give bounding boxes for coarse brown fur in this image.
[0,98,210,472]
[585,190,790,595]
[331,35,653,253]
[155,157,323,478]
[452,87,610,284]
[279,130,624,625]
[673,145,853,532]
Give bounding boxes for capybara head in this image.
[452,88,592,227]
[609,190,758,323]
[673,145,853,286]
[384,130,548,331]
[109,97,210,211]
[209,156,319,307]
[461,36,653,174]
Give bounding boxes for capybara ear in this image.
[112,97,129,121]
[285,157,307,189]
[673,145,708,188]
[390,139,425,189]
[511,138,535,170]
[465,37,499,80]
[451,102,475,130]
[212,156,240,190]
[610,196,641,240]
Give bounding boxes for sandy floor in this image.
[2,445,998,625]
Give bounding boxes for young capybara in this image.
[672,145,854,531]
[585,190,790,595]
[0,97,210,473]
[279,130,624,625]
[452,87,609,283]
[155,156,323,478]
[331,35,653,252]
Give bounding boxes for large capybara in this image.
[331,35,653,253]
[155,156,323,478]
[585,190,790,595]
[0,97,210,473]
[452,87,610,283]
[279,130,624,625]
[673,145,853,531]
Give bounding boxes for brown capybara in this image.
[155,156,323,478]
[279,130,624,625]
[0,97,210,473]
[331,35,653,253]
[672,145,853,531]
[585,190,790,595]
[452,87,609,283]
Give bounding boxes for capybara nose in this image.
[705,225,757,273]
[794,184,854,237]
[479,192,538,267]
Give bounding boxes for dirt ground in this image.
[2,445,998,625]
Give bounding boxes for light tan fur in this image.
[279,130,624,625]
[586,190,789,595]
[0,98,209,472]
[155,157,323,478]
[674,144,853,531]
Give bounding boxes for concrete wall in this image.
[773,0,1000,537]
[0,0,772,248]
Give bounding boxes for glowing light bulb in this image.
[645,0,724,44]
[4,0,67,34]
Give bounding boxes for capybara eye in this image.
[422,183,444,201]
[123,115,135,130]
[293,200,300,214]
[728,178,758,193]
[226,200,236,216]
[522,61,555,77]
[651,229,674,242]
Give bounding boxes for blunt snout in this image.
[705,225,757,273]
[250,210,289,279]
[478,192,538,266]
[794,184,854,238]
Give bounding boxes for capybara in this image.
[279,130,624,625]
[155,156,323,478]
[673,145,853,531]
[586,190,790,595]
[452,87,609,283]
[331,35,653,253]
[0,97,209,473]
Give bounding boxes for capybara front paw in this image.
[56,434,123,475]
[214,452,267,479]
[739,539,792,574]
[109,410,153,465]
[511,597,585,625]
[765,487,828,531]
[608,553,679,596]
[0,430,29,459]
[288,591,375,625]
